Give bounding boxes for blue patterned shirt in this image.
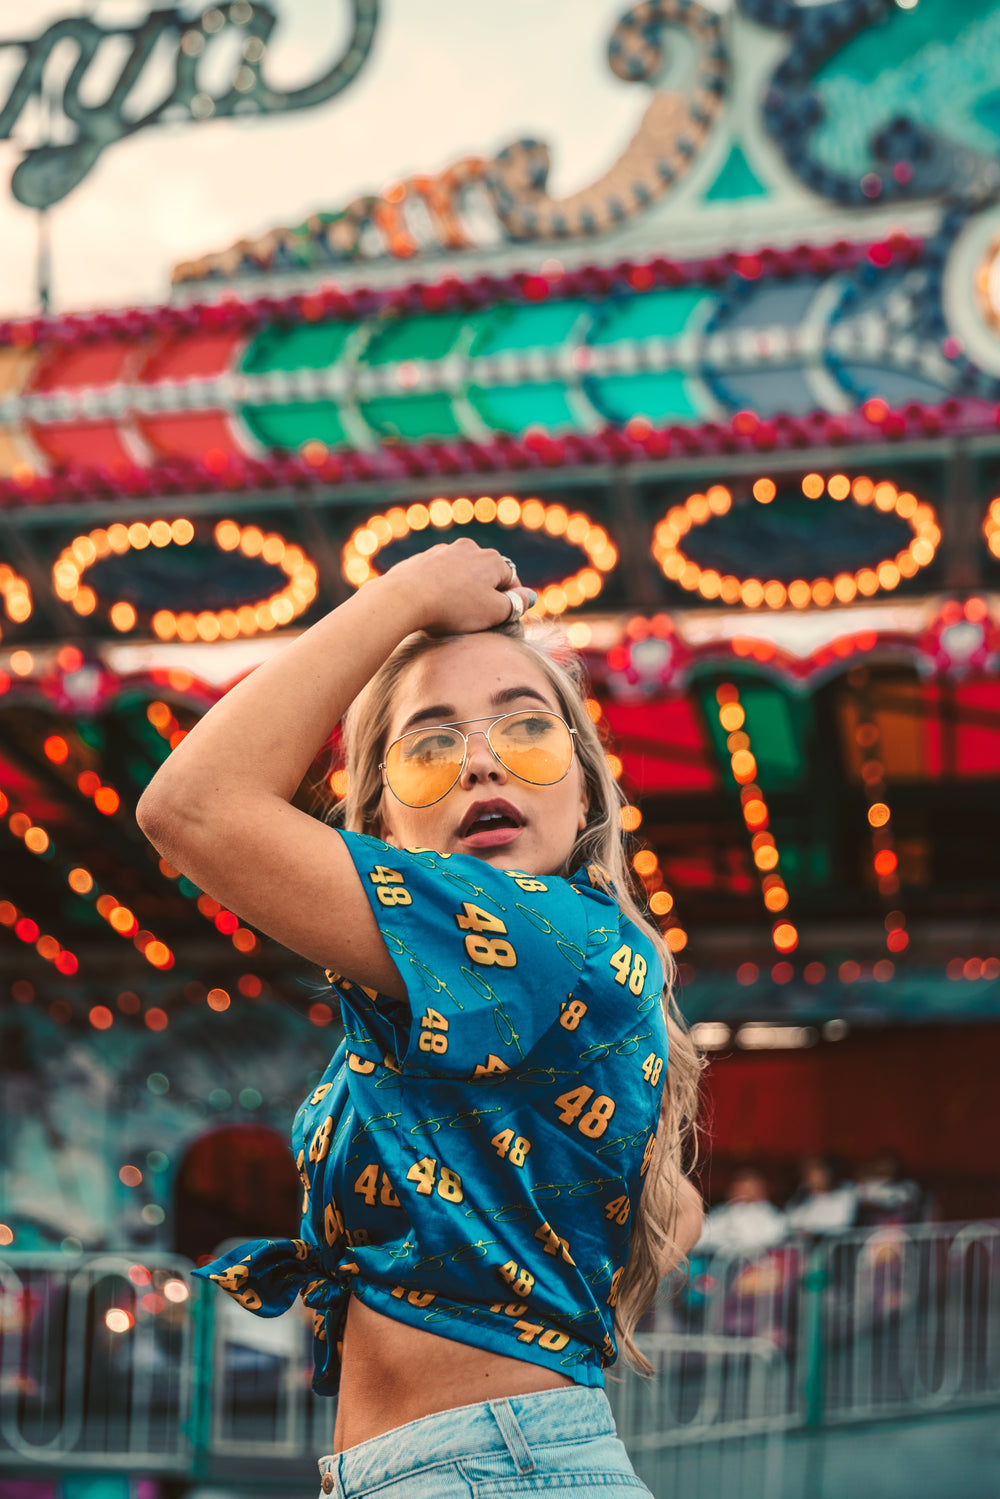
[193,832,667,1393]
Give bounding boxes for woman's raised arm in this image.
[136,541,533,993]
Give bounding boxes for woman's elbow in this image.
[136,781,174,853]
[136,776,208,858]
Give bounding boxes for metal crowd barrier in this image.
[819,1221,1000,1422]
[608,1333,789,1499]
[0,1251,200,1472]
[209,1290,336,1463]
[659,1219,1000,1427]
[1,1223,998,1487]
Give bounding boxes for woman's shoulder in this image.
[333,831,620,935]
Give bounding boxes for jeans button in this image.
[321,1474,335,1494]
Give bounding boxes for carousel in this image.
[1,0,999,1260]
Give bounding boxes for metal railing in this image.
[0,1251,200,1472]
[819,1221,1000,1421]
[662,1219,1000,1425]
[1,1222,998,1489]
[209,1285,335,1463]
[609,1333,789,1499]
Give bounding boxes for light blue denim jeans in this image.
[317,1385,651,1497]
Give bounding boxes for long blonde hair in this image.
[336,620,702,1375]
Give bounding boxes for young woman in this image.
[137,538,703,1497]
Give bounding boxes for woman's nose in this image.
[460,729,506,786]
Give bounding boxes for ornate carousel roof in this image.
[1,0,1000,1038]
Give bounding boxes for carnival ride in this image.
[0,0,999,1058]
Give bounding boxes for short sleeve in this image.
[331,831,590,1080]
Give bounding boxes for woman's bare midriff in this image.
[333,1293,575,1452]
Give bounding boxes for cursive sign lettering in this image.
[0,1,379,210]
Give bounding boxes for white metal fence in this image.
[667,1220,1000,1427]
[820,1221,1000,1421]
[0,1251,198,1471]
[208,1282,336,1463]
[609,1333,789,1499]
[1,1222,999,1491]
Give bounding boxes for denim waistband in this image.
[319,1385,618,1493]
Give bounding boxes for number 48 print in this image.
[609,943,647,995]
[455,903,517,968]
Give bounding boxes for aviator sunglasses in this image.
[381,710,578,808]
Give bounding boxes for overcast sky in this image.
[0,0,697,316]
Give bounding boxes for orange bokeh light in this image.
[772,922,799,953]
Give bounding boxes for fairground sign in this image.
[0,1,379,210]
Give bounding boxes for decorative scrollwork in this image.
[173,0,729,283]
[0,1,379,209]
[741,0,1000,210]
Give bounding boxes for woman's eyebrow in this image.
[491,686,553,710]
[396,686,553,736]
[397,703,455,735]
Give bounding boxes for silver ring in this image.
[500,554,518,585]
[507,590,526,622]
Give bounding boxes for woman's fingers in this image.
[500,585,537,622]
[395,538,535,634]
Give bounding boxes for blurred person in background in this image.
[853,1151,929,1227]
[784,1155,857,1236]
[137,538,704,1498]
[695,1166,788,1256]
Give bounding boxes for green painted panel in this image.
[466,382,577,434]
[241,322,354,374]
[589,288,710,343]
[469,300,592,356]
[242,401,347,449]
[741,685,807,790]
[359,394,463,439]
[364,312,469,365]
[698,678,808,792]
[703,143,768,202]
[589,372,702,422]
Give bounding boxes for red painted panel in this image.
[0,754,67,826]
[603,695,717,794]
[28,421,133,470]
[923,681,1000,778]
[136,411,240,460]
[700,1024,1000,1217]
[139,333,242,382]
[30,342,134,393]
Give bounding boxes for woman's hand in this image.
[136,535,536,1001]
[381,538,535,636]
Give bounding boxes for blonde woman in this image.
[138,539,702,1497]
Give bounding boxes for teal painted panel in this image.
[469,300,591,356]
[810,0,1000,176]
[241,322,353,374]
[703,143,768,202]
[359,393,463,439]
[364,312,469,365]
[589,372,702,422]
[466,382,578,434]
[242,401,347,449]
[973,88,1000,138]
[589,288,710,344]
[62,1478,130,1499]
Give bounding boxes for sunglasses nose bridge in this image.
[459,725,507,781]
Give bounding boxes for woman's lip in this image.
[459,825,524,849]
